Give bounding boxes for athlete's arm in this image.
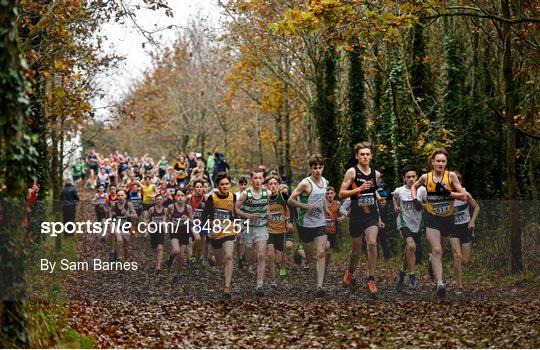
[234,191,255,219]
[287,180,312,210]
[145,207,153,223]
[165,204,173,222]
[339,168,362,199]
[201,195,214,223]
[411,174,427,199]
[466,192,480,230]
[448,172,467,201]
[126,202,137,219]
[186,204,194,222]
[91,194,97,205]
[392,189,401,214]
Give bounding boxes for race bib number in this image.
[432,202,450,215]
[401,200,413,211]
[310,207,323,218]
[250,215,268,225]
[193,208,203,219]
[214,209,231,221]
[358,194,375,207]
[270,212,283,222]
[152,216,164,223]
[326,219,335,228]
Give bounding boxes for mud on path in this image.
[65,191,540,348]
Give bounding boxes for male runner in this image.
[266,175,291,286]
[145,193,168,272]
[235,169,270,296]
[393,166,426,291]
[449,171,480,295]
[110,189,137,262]
[339,142,385,296]
[288,154,330,297]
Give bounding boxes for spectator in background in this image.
[206,152,215,187]
[187,152,197,172]
[212,149,229,186]
[61,178,79,232]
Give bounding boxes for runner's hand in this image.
[394,207,402,214]
[468,222,476,230]
[412,199,423,211]
[435,182,450,195]
[377,220,385,229]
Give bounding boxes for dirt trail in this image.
[65,190,540,348]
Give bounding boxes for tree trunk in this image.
[313,46,340,187]
[256,112,263,166]
[0,0,30,346]
[347,46,366,167]
[501,0,522,273]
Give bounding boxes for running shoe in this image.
[456,287,464,295]
[408,274,417,289]
[315,288,326,298]
[368,279,378,295]
[303,263,310,272]
[436,283,446,299]
[396,270,405,292]
[271,280,278,289]
[172,275,180,285]
[223,287,232,300]
[189,257,199,270]
[255,287,264,297]
[279,267,287,277]
[343,270,357,287]
[108,251,116,262]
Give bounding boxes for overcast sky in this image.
[93,0,222,120]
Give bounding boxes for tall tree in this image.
[0,0,37,346]
[347,46,367,167]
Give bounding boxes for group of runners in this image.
[83,142,480,300]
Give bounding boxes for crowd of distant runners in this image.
[67,143,479,300]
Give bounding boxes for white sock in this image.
[437,281,444,287]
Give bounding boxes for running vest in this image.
[167,182,179,195]
[97,173,108,185]
[148,206,165,229]
[171,202,189,233]
[349,166,378,218]
[426,171,454,217]
[128,191,142,211]
[211,192,235,239]
[242,188,269,228]
[190,194,206,220]
[175,162,187,180]
[108,193,118,207]
[94,193,107,214]
[112,201,129,223]
[297,177,328,228]
[325,200,339,234]
[453,188,470,224]
[142,184,156,204]
[268,192,287,234]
